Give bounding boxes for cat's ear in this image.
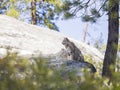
[64,37,69,41]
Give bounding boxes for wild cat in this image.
[62,37,84,62]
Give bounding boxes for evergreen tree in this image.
[35,1,59,31]
[56,0,119,81]
[102,0,119,81]
[0,0,60,31]
[0,0,8,14]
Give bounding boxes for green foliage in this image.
[45,0,61,6]
[0,0,60,31]
[64,12,74,19]
[55,0,108,22]
[0,51,120,90]
[0,0,19,18]
[6,7,19,18]
[82,15,96,23]
[90,8,101,18]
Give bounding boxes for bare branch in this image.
[98,0,108,13]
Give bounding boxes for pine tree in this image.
[102,0,119,81]
[56,0,119,81]
[0,0,60,31]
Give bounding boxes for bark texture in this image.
[102,0,119,79]
[31,0,37,25]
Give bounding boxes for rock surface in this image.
[48,59,97,75]
[0,15,104,74]
[0,15,103,61]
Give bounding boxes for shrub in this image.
[0,52,120,90]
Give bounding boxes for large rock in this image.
[0,15,103,62]
[0,15,104,75]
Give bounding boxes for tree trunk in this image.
[102,0,119,79]
[31,0,37,25]
[82,22,88,42]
